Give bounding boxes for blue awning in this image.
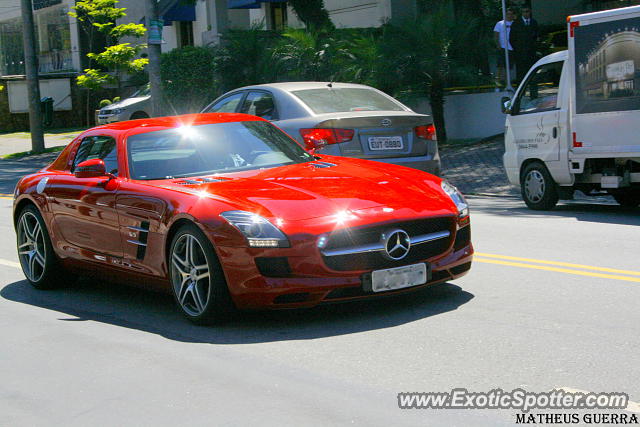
[228,0,286,9]
[162,3,196,25]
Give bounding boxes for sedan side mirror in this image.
[74,158,108,178]
[501,96,512,114]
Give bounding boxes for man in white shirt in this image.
[494,8,516,85]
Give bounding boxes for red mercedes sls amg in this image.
[13,113,472,324]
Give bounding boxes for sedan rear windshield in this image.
[291,88,405,114]
[127,121,313,180]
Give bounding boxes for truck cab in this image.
[502,5,640,210]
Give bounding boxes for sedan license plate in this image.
[370,263,428,293]
[368,136,403,150]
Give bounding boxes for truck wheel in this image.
[613,191,640,208]
[521,162,559,210]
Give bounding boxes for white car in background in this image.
[201,82,441,174]
[97,84,151,124]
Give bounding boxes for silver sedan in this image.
[201,82,440,175]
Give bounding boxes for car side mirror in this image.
[75,158,108,178]
[501,96,512,114]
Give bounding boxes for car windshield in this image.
[291,88,405,114]
[127,121,314,180]
[131,84,151,98]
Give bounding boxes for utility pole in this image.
[501,0,513,92]
[145,0,163,117]
[20,0,45,153]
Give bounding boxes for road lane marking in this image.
[0,258,21,269]
[474,258,640,283]
[557,387,640,414]
[0,194,13,199]
[476,252,640,277]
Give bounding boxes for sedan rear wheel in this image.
[169,224,235,324]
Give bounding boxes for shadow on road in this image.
[469,196,640,227]
[0,152,59,194]
[1,278,473,344]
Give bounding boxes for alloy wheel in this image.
[170,234,211,317]
[17,211,46,283]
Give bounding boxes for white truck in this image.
[502,5,640,210]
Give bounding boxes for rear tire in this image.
[613,190,640,208]
[16,205,65,289]
[521,162,559,210]
[169,224,236,325]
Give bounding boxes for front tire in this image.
[169,224,235,325]
[130,111,149,120]
[521,162,559,210]
[16,205,63,289]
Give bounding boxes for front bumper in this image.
[215,228,472,310]
[97,113,126,125]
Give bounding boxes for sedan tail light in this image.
[300,128,354,150]
[415,124,437,141]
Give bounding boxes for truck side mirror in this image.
[501,97,512,114]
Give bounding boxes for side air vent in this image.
[127,221,150,260]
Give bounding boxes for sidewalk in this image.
[0,130,81,157]
[440,135,519,197]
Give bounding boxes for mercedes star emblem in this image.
[381,229,411,260]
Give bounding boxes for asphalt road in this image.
[1,194,639,426]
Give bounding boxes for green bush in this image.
[99,99,112,108]
[212,25,282,91]
[160,46,218,114]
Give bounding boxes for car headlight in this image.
[111,108,124,115]
[220,211,290,248]
[441,180,469,219]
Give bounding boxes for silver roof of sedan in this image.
[232,82,376,92]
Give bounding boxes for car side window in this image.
[240,91,278,121]
[205,92,244,113]
[513,61,563,115]
[73,136,118,174]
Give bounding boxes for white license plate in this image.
[368,136,403,150]
[370,263,428,293]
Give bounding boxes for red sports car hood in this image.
[159,157,456,221]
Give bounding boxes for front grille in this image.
[450,262,472,276]
[453,225,471,251]
[322,217,455,272]
[255,257,291,277]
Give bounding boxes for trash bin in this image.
[40,97,54,127]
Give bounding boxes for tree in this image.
[213,25,281,91]
[161,46,218,114]
[272,28,350,81]
[70,0,148,122]
[145,0,163,117]
[288,0,334,32]
[21,0,44,153]
[378,5,478,143]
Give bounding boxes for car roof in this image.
[90,113,264,133]
[233,82,375,92]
